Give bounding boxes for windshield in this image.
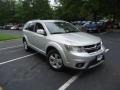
[45,22,80,34]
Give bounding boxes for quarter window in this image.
[25,22,35,32]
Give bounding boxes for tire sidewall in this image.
[47,50,64,71]
[23,40,29,51]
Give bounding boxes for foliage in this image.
[0,0,120,24]
[55,0,120,21]
[0,0,53,24]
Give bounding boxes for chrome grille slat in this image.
[84,43,101,53]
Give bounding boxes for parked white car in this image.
[23,20,108,71]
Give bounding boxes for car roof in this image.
[28,20,65,23]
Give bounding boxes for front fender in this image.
[45,42,68,64]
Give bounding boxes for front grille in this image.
[84,43,101,53]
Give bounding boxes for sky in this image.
[15,0,58,6]
[49,0,56,6]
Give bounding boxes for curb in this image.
[106,29,120,32]
[0,38,22,42]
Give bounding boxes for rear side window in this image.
[24,22,35,32]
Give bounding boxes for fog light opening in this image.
[76,63,84,68]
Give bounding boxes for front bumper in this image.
[63,47,106,70]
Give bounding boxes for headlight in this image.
[101,41,103,45]
[65,45,85,52]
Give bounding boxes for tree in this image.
[0,0,53,24]
[0,0,16,24]
[0,0,120,24]
[15,0,53,23]
[55,0,120,21]
[55,0,84,21]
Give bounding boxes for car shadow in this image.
[28,49,105,76]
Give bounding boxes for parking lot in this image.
[0,30,120,90]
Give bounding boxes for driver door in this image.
[33,22,47,54]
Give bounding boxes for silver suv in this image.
[23,20,107,71]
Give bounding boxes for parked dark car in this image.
[71,21,83,30]
[71,21,88,32]
[83,21,99,32]
[113,22,120,29]
[97,21,106,32]
[99,19,119,29]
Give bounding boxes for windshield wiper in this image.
[66,31,79,33]
[51,32,65,34]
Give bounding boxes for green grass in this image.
[0,33,21,41]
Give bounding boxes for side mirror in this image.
[37,29,45,35]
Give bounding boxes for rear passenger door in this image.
[24,22,36,46]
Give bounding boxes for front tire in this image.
[47,50,64,71]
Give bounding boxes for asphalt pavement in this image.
[0,30,120,90]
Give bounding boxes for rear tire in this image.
[23,40,30,51]
[47,49,64,71]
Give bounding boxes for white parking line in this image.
[58,73,80,90]
[58,49,110,90]
[0,53,37,65]
[0,45,23,51]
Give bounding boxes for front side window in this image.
[35,23,44,32]
[45,22,80,34]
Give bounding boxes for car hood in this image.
[49,32,101,46]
